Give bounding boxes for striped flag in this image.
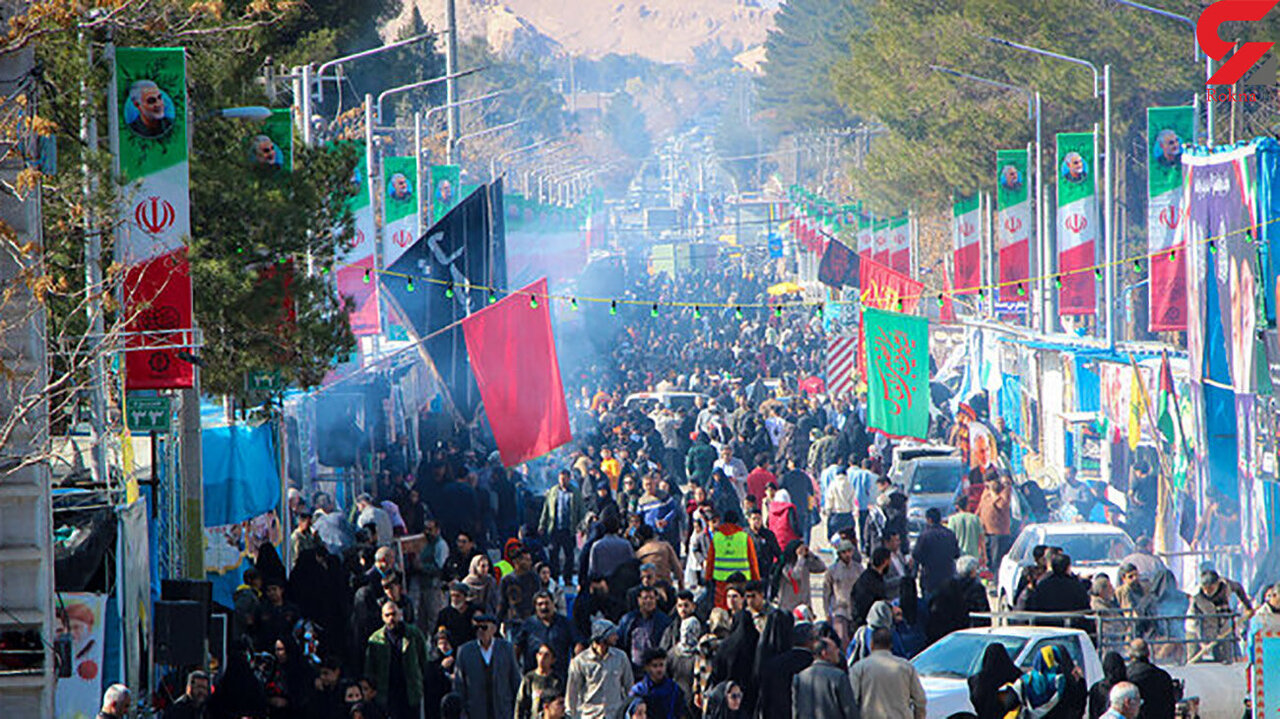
[827,334,858,400]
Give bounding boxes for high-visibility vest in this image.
[710,531,751,581]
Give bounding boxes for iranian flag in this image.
[112,47,194,390]
[952,194,981,294]
[1147,106,1193,331]
[333,140,380,336]
[863,306,930,440]
[888,215,911,275]
[1057,132,1098,316]
[382,155,419,268]
[872,218,891,266]
[856,214,874,259]
[996,149,1030,302]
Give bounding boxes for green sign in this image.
[863,307,930,440]
[126,395,171,433]
[245,369,285,393]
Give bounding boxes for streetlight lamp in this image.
[1110,0,1213,142]
[448,119,526,164]
[375,67,487,125]
[985,36,1115,348]
[491,137,559,182]
[930,65,1049,331]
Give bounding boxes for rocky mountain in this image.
[390,0,776,64]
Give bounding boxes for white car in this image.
[622,391,709,413]
[912,626,1103,718]
[997,522,1135,610]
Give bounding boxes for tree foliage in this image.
[602,90,651,159]
[756,0,864,133]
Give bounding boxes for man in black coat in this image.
[1126,638,1176,719]
[911,507,960,595]
[755,621,814,719]
[851,547,890,627]
[1025,552,1090,612]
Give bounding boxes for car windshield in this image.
[910,462,964,494]
[912,634,1028,678]
[1045,532,1134,564]
[669,396,699,410]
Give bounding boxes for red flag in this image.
[940,272,956,323]
[124,248,194,390]
[462,278,572,467]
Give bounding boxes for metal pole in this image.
[1103,64,1114,348]
[1206,56,1215,144]
[445,0,459,159]
[415,110,423,238]
[1035,91,1046,333]
[365,94,382,359]
[81,37,108,487]
[301,64,313,147]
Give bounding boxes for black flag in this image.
[818,239,860,289]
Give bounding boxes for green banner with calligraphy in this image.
[863,307,929,439]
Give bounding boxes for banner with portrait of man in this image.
[111,47,195,390]
[382,155,419,268]
[247,108,292,173]
[430,164,462,222]
[1146,106,1194,330]
[952,193,981,294]
[996,148,1030,303]
[1056,132,1099,316]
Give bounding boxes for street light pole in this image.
[985,37,1112,346]
[1110,0,1212,143]
[929,65,1046,331]
[491,138,558,182]
[375,67,487,125]
[448,119,526,164]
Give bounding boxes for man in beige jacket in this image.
[847,627,926,719]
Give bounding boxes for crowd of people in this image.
[117,260,1250,719]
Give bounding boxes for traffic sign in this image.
[245,370,285,393]
[126,396,171,433]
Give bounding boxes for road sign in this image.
[126,395,171,433]
[245,370,285,393]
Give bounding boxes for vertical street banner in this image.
[333,141,379,336]
[872,218,891,266]
[856,214,874,259]
[112,47,194,390]
[1147,106,1194,330]
[996,149,1031,302]
[382,155,418,268]
[430,164,462,222]
[1056,132,1099,316]
[952,193,981,294]
[54,593,107,719]
[888,215,911,275]
[863,306,930,440]
[248,107,292,172]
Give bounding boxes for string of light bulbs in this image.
[310,215,1279,317]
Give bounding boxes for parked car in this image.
[902,456,968,535]
[887,442,961,486]
[622,391,709,413]
[912,626,1103,718]
[997,521,1135,610]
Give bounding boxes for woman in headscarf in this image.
[766,489,801,548]
[1087,651,1127,719]
[710,610,758,714]
[265,635,313,718]
[847,600,905,664]
[625,697,648,719]
[1006,643,1087,719]
[967,643,1022,719]
[702,680,744,719]
[771,539,827,613]
[667,615,702,704]
[463,554,499,615]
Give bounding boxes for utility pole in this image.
[0,11,56,712]
[445,0,460,159]
[81,36,108,487]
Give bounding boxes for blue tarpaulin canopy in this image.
[203,423,280,527]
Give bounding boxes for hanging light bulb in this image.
[651,303,659,318]
[1016,283,1026,296]
[774,305,783,318]
[406,276,415,292]
[571,297,579,311]
[363,268,371,284]
[1054,275,1063,289]
[976,287,985,299]
[529,294,538,309]
[937,293,945,308]
[693,306,702,319]
[1168,249,1177,262]
[1094,267,1103,281]
[1245,230,1254,244]
[488,289,497,304]
[734,306,743,320]
[816,303,824,318]
[445,281,454,298]
[1133,258,1143,272]
[610,300,618,316]
[1209,240,1217,254]
[320,266,330,275]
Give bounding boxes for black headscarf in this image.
[753,607,794,678]
[703,680,742,719]
[1088,651,1128,719]
[712,610,758,689]
[967,643,1022,719]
